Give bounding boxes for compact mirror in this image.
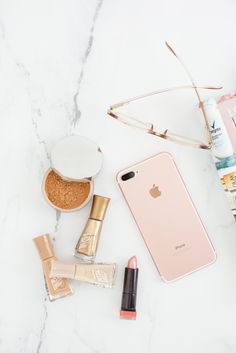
[42,135,103,212]
[51,135,103,181]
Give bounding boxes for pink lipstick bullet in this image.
[120,256,139,320]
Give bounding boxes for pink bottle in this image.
[218,93,236,154]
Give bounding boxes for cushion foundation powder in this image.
[42,136,103,212]
[44,170,91,211]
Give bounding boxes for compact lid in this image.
[51,135,103,181]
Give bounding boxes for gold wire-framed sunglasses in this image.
[107,42,222,150]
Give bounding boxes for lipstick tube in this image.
[120,256,139,320]
[50,260,116,288]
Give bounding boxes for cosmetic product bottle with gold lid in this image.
[74,195,110,261]
[50,260,116,288]
[33,234,72,301]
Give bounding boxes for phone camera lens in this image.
[121,171,135,181]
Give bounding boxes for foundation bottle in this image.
[50,260,116,288]
[33,234,72,301]
[74,195,110,261]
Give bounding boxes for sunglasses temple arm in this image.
[109,85,221,112]
[165,41,214,148]
[108,90,173,110]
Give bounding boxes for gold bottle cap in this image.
[33,233,54,261]
[90,195,110,221]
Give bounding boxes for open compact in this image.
[42,135,103,212]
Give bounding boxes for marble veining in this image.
[71,0,104,130]
[35,299,48,353]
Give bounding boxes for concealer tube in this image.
[33,234,72,301]
[74,195,110,261]
[50,260,116,288]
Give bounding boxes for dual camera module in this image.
[121,171,136,181]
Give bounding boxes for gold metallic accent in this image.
[90,195,110,221]
[75,219,101,257]
[74,195,110,260]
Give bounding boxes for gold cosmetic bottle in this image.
[74,195,110,261]
[33,234,72,301]
[50,260,116,288]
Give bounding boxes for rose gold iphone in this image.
[117,152,216,282]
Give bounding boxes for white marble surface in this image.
[1,1,236,352]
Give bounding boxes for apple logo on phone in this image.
[149,184,161,198]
